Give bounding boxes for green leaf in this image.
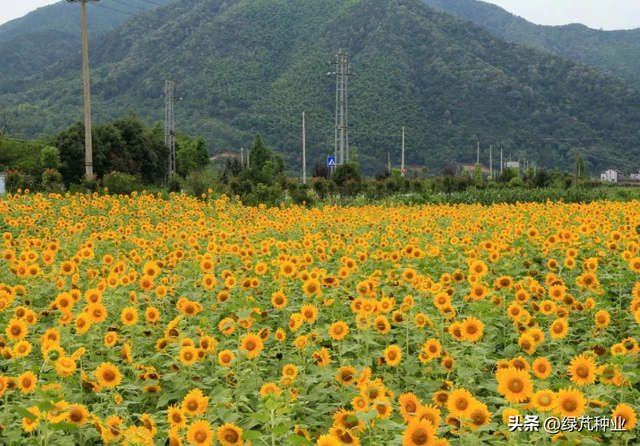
[15,407,37,421]
[288,434,312,445]
[38,400,56,412]
[356,409,378,423]
[270,425,289,435]
[242,430,262,440]
[248,412,270,423]
[50,421,78,431]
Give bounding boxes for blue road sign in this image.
[327,157,336,167]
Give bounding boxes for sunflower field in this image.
[0,191,639,446]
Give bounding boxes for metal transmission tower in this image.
[67,0,100,179]
[328,49,355,165]
[164,80,176,176]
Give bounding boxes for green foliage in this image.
[102,172,142,195]
[412,187,610,206]
[167,173,183,194]
[474,163,483,184]
[311,177,331,201]
[2,0,640,175]
[5,170,36,193]
[40,146,60,170]
[332,162,363,198]
[184,169,225,199]
[41,168,64,193]
[177,137,209,177]
[231,134,286,206]
[288,181,314,206]
[0,137,46,176]
[53,113,170,185]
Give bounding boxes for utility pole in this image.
[302,111,306,184]
[489,145,493,179]
[500,148,503,175]
[387,153,391,172]
[240,147,244,166]
[401,126,405,177]
[164,80,176,176]
[328,49,355,165]
[67,0,99,179]
[476,141,480,165]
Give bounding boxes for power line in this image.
[109,0,155,14]
[134,0,166,7]
[88,0,163,25]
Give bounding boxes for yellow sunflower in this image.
[402,418,438,446]
[554,387,586,418]
[496,367,533,403]
[217,423,243,446]
[383,345,402,366]
[95,362,122,388]
[611,403,637,430]
[187,420,214,446]
[240,333,264,359]
[567,353,596,386]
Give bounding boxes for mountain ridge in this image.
[2,0,640,174]
[0,0,177,80]
[421,0,640,86]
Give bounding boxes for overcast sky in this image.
[3,0,640,30]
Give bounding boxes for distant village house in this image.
[600,169,621,183]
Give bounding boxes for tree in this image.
[312,161,330,179]
[248,134,271,172]
[232,134,286,206]
[40,146,61,170]
[192,138,210,168]
[54,122,90,184]
[474,163,483,184]
[177,142,198,177]
[332,162,362,198]
[221,157,244,184]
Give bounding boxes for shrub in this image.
[5,170,36,193]
[167,173,183,193]
[103,172,141,195]
[184,169,225,199]
[42,169,65,193]
[40,146,61,170]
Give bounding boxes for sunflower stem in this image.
[270,407,276,446]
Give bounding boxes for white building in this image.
[630,170,640,181]
[505,161,520,169]
[600,169,621,183]
[0,172,5,195]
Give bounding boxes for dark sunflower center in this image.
[411,429,428,445]
[224,430,239,443]
[509,379,522,392]
[563,399,577,411]
[576,365,589,378]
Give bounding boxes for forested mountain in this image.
[2,0,640,174]
[0,0,176,80]
[422,0,640,87]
